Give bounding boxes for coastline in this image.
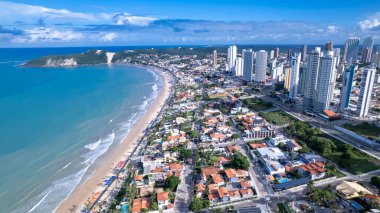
[56,65,172,213]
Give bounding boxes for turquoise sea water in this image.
[0,48,161,212]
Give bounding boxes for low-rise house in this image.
[134,175,145,187]
[195,183,206,198]
[210,132,226,142]
[225,169,238,182]
[267,135,289,147]
[240,180,252,189]
[226,145,240,155]
[208,192,219,203]
[217,187,229,202]
[286,140,302,152]
[236,169,249,179]
[257,147,287,161]
[157,192,169,210]
[132,198,151,213]
[239,188,254,198]
[249,143,268,150]
[297,162,326,180]
[300,153,326,164]
[201,166,223,181]
[228,190,241,201]
[211,174,225,186]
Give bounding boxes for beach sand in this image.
[56,68,171,213]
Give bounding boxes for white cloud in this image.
[359,12,380,30]
[113,13,157,26]
[0,1,156,26]
[327,25,338,33]
[0,1,96,23]
[14,27,83,42]
[100,32,118,42]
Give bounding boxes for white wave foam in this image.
[84,139,101,151]
[82,132,115,166]
[27,191,49,213]
[152,83,158,92]
[139,100,148,110]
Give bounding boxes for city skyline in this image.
[0,0,380,47]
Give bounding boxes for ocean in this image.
[0,47,162,212]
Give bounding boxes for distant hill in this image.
[25,50,108,67]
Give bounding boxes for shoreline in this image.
[56,64,172,213]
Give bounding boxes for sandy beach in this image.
[56,67,171,213]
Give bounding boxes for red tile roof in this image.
[157,192,169,202]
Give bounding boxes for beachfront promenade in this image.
[86,70,174,212]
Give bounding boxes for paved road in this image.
[256,95,380,160]
[174,142,196,212]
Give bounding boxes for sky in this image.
[0,0,379,47]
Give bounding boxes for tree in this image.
[164,176,181,191]
[150,191,158,211]
[231,134,240,141]
[230,152,250,170]
[371,176,380,191]
[189,198,204,212]
[179,148,192,160]
[226,120,233,127]
[189,130,199,139]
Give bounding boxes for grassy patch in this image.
[342,122,380,140]
[317,134,380,174]
[277,202,293,213]
[243,97,274,112]
[259,110,295,126]
[286,122,380,175]
[326,165,346,178]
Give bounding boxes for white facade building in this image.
[235,57,243,76]
[288,53,301,100]
[254,50,267,83]
[357,67,376,117]
[303,47,321,111]
[315,50,337,112]
[343,37,360,66]
[362,36,374,63]
[228,45,237,72]
[243,50,254,82]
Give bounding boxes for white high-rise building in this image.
[227,45,237,72]
[243,50,254,82]
[270,50,275,60]
[235,57,243,76]
[315,50,337,112]
[343,37,360,66]
[357,67,376,117]
[301,45,307,62]
[303,47,321,111]
[339,65,356,109]
[271,62,284,85]
[361,36,374,63]
[333,48,341,65]
[254,50,268,83]
[274,48,280,59]
[288,53,301,100]
[213,50,218,68]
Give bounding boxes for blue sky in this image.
[0,0,379,47]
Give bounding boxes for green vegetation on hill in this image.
[258,110,295,126]
[25,50,108,66]
[342,122,380,140]
[112,47,217,63]
[286,121,380,174]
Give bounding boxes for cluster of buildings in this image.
[247,133,329,191]
[195,145,256,205]
[225,36,379,118]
